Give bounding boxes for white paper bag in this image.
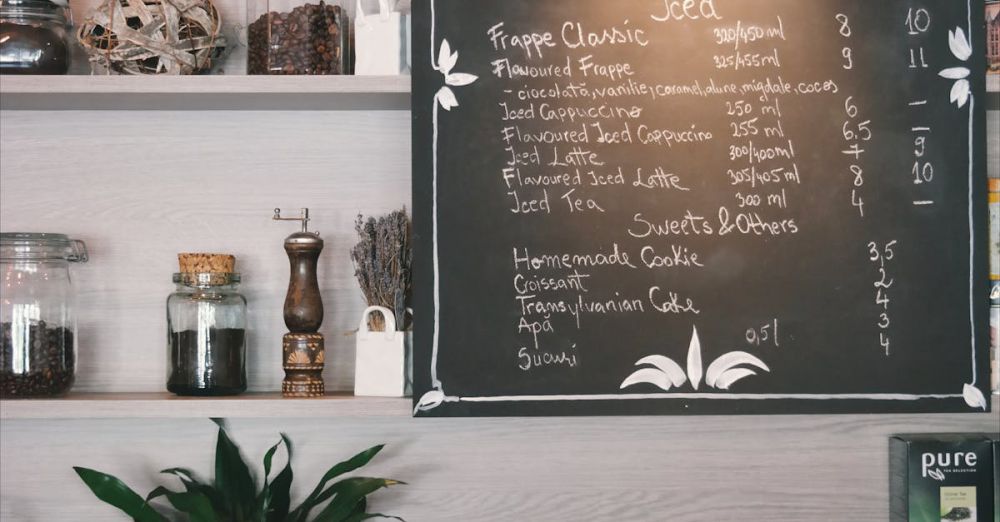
[355,0,406,75]
[354,306,411,397]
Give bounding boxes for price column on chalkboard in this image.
[833,13,871,219]
[905,5,936,206]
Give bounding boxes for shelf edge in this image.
[0,76,412,110]
[0,393,413,419]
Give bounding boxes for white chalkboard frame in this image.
[412,0,989,416]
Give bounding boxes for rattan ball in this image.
[77,0,227,75]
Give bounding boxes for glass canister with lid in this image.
[167,253,248,396]
[0,232,88,397]
[0,0,74,74]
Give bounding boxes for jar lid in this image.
[1,0,68,6]
[0,233,88,262]
[0,0,70,23]
[178,253,236,273]
[175,253,239,287]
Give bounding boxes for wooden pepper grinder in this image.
[273,208,325,397]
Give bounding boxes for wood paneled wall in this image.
[0,65,997,522]
[0,110,410,392]
[1,410,997,521]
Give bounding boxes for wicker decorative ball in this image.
[77,0,227,75]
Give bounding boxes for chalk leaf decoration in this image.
[621,326,770,392]
[962,383,987,410]
[687,325,703,390]
[414,389,446,414]
[620,356,687,391]
[435,39,478,111]
[939,27,972,108]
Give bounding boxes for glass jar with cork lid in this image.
[167,253,247,396]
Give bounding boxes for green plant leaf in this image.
[166,490,219,522]
[343,514,405,522]
[161,468,202,484]
[289,445,386,522]
[265,434,294,522]
[72,467,168,522]
[351,497,367,516]
[255,438,283,516]
[311,478,403,522]
[302,476,405,516]
[145,486,174,503]
[162,468,228,516]
[150,475,222,521]
[263,440,281,480]
[212,421,257,520]
[341,497,406,522]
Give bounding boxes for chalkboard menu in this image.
[411,0,990,416]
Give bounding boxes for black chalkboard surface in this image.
[411,0,990,416]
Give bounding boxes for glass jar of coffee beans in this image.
[167,254,248,396]
[246,0,350,74]
[1,233,88,398]
[0,0,74,74]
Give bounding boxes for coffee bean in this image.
[0,20,71,74]
[168,328,246,396]
[247,1,345,75]
[1,321,75,397]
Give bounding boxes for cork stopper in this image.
[178,253,235,274]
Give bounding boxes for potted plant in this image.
[73,419,403,521]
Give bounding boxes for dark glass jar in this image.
[167,272,248,396]
[0,0,72,74]
[0,233,88,397]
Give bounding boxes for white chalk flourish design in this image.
[938,22,985,410]
[621,326,771,392]
[939,27,972,108]
[415,0,478,415]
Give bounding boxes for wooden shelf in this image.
[3,393,995,420]
[0,392,412,419]
[0,75,411,110]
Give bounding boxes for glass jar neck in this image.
[173,272,241,289]
[174,282,241,293]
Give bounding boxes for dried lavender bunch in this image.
[351,209,412,331]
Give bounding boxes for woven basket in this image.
[78,0,227,75]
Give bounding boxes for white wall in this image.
[2,410,997,521]
[0,110,410,392]
[1,63,998,522]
